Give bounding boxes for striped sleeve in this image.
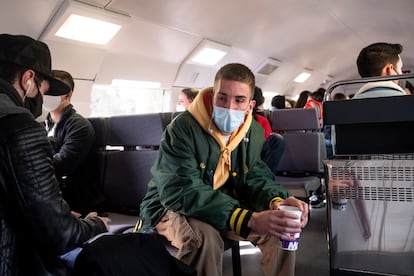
[229,208,253,238]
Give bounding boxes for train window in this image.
[90,85,173,116]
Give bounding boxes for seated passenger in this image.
[43,70,105,215]
[0,33,109,275]
[176,87,199,111]
[253,86,285,172]
[270,94,286,110]
[138,63,308,276]
[304,88,324,128]
[353,42,407,99]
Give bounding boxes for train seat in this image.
[271,108,326,199]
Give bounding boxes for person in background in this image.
[270,94,286,110]
[0,33,109,275]
[176,87,199,111]
[324,92,349,159]
[138,63,308,276]
[332,92,348,100]
[285,98,295,108]
[43,70,105,215]
[304,88,325,208]
[253,86,286,172]
[294,90,311,108]
[354,42,406,99]
[304,88,324,128]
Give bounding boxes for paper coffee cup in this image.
[278,205,302,251]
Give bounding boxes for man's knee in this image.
[187,218,224,251]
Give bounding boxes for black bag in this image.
[73,233,196,276]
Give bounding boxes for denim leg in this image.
[261,134,286,172]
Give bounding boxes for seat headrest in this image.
[271,108,319,131]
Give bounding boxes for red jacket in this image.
[254,114,272,140]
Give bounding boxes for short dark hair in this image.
[332,92,347,100]
[271,95,285,109]
[52,70,74,91]
[214,63,255,98]
[181,88,199,101]
[0,61,27,84]
[253,86,265,114]
[356,42,403,77]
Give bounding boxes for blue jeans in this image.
[261,133,285,172]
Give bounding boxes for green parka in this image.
[139,89,289,237]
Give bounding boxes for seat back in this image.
[88,113,242,275]
[323,95,414,155]
[88,113,168,215]
[271,108,326,175]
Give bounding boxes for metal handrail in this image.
[323,73,414,101]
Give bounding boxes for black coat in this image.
[44,105,105,214]
[0,78,107,276]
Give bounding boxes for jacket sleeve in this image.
[236,121,289,210]
[8,116,106,254]
[53,115,95,178]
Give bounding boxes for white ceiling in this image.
[1,0,414,97]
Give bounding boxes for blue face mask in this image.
[212,105,247,133]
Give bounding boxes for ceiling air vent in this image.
[255,58,281,76]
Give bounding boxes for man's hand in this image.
[272,196,309,228]
[246,196,309,240]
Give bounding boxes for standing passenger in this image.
[0,33,109,275]
[138,63,308,276]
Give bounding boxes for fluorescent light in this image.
[190,47,227,65]
[294,71,311,83]
[112,79,161,89]
[39,0,130,47]
[55,14,121,45]
[186,40,230,66]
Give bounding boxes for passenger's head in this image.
[332,92,348,100]
[42,70,74,112]
[177,87,199,111]
[357,42,403,78]
[310,88,325,103]
[0,34,69,117]
[212,63,255,133]
[213,63,255,110]
[285,99,295,108]
[252,86,265,114]
[271,95,285,109]
[294,90,311,108]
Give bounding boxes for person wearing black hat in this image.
[0,34,109,275]
[43,69,106,215]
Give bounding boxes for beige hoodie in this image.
[187,87,252,189]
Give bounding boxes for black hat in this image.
[0,34,70,95]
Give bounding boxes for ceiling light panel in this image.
[41,0,130,46]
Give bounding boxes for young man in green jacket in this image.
[139,63,308,276]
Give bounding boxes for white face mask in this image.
[43,95,62,112]
[212,105,246,133]
[176,104,186,112]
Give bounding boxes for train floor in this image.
[222,206,330,276]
